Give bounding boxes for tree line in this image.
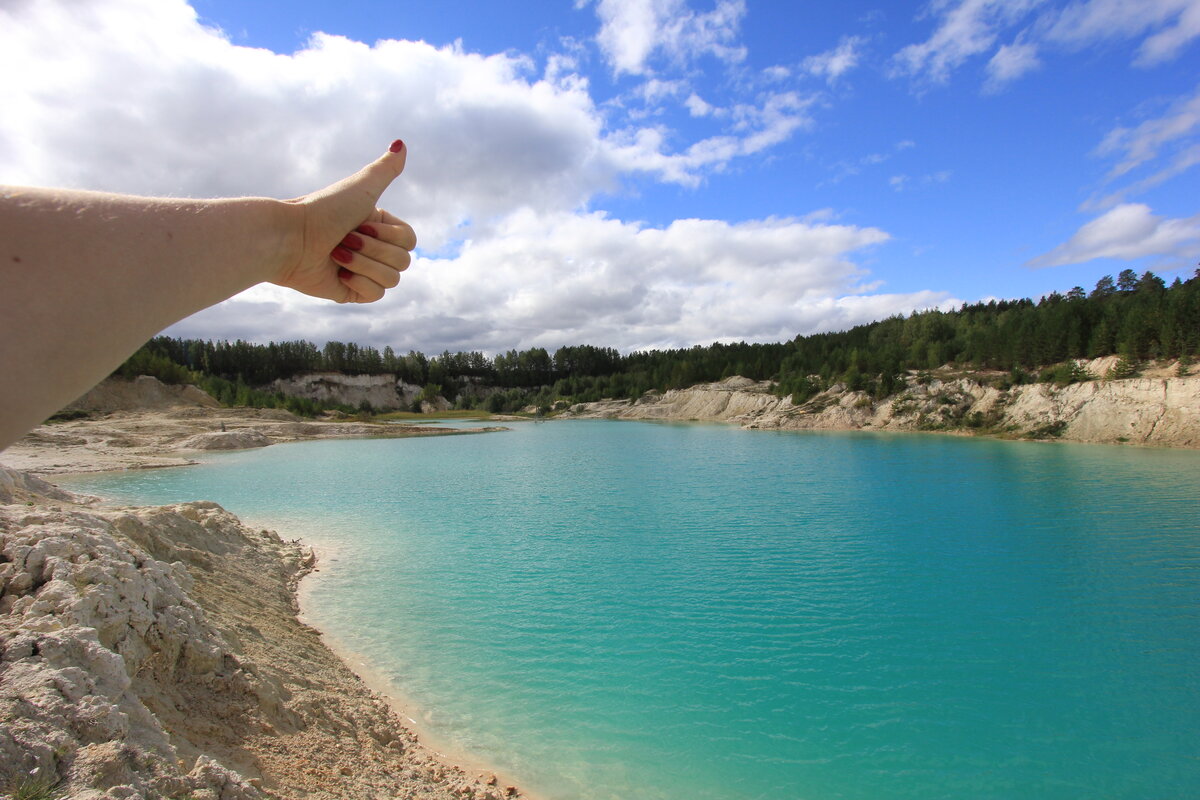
[117,268,1200,413]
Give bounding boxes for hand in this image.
[274,140,417,303]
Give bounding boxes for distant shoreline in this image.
[559,364,1200,449]
[0,404,510,476]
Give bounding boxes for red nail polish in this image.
[341,233,364,251]
[356,224,378,237]
[331,246,353,264]
[338,267,354,281]
[389,139,404,153]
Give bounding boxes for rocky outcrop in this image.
[268,373,422,412]
[999,377,1200,447]
[0,465,525,799]
[562,371,1200,448]
[0,477,266,799]
[64,376,220,414]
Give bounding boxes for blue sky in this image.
[2,0,1198,353]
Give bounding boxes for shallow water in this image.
[62,422,1200,799]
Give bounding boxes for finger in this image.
[338,232,410,275]
[355,219,417,251]
[340,253,403,289]
[338,267,387,303]
[333,245,403,289]
[351,140,407,202]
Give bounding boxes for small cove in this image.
[61,421,1200,799]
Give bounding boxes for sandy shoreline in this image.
[0,410,534,800]
[294,567,532,796]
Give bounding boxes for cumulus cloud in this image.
[0,0,938,353]
[0,0,611,251]
[169,209,927,353]
[592,0,747,77]
[0,0,811,222]
[1028,203,1200,267]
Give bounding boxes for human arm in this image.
[0,141,414,450]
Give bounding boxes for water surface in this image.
[63,422,1200,799]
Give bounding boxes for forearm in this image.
[0,186,299,448]
[0,142,409,451]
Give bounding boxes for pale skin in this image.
[0,141,415,451]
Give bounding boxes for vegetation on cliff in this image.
[118,269,1200,413]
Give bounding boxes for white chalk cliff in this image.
[563,368,1200,448]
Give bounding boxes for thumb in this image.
[352,139,407,201]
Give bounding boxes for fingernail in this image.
[356,224,378,237]
[389,139,404,153]
[341,233,364,251]
[331,246,353,264]
[338,267,354,281]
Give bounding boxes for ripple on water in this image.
[60,423,1200,800]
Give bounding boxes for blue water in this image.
[61,422,1200,799]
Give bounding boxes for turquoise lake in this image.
[61,421,1200,799]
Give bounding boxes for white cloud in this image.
[1082,84,1200,208]
[891,0,1044,84]
[1105,142,1200,201]
[593,0,747,76]
[888,170,950,192]
[0,0,939,354]
[984,37,1042,90]
[1046,0,1200,65]
[802,36,866,83]
[819,140,918,187]
[633,78,687,105]
[594,0,661,76]
[1028,203,1200,267]
[0,0,797,242]
[1096,84,1200,179]
[607,91,814,186]
[0,1,612,251]
[171,208,919,353]
[685,93,717,116]
[762,65,792,82]
[1139,1,1200,63]
[893,0,1200,88]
